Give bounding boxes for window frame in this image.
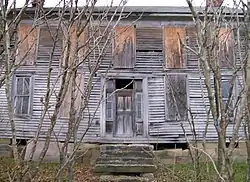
[12,73,34,118]
[221,74,237,123]
[103,77,145,137]
[112,25,136,69]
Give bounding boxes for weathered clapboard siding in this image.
[36,25,63,67]
[0,11,247,144]
[233,27,247,67]
[77,73,101,139]
[186,27,198,69]
[135,52,164,70]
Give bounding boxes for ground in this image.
[0,157,246,182]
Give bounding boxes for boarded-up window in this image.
[62,24,85,67]
[60,73,84,118]
[37,25,62,67]
[113,26,135,68]
[16,24,38,65]
[219,28,233,68]
[164,27,186,68]
[165,74,188,120]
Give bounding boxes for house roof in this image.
[14,6,244,18]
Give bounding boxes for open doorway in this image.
[105,78,143,138]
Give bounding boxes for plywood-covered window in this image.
[13,74,33,117]
[16,24,38,65]
[113,26,135,68]
[219,28,233,68]
[164,27,186,68]
[165,74,188,121]
[60,73,84,118]
[62,24,85,67]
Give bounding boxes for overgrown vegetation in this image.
[0,156,246,182]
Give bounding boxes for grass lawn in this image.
[156,162,246,182]
[0,156,247,182]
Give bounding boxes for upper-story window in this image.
[186,26,234,69]
[113,25,188,69]
[113,26,136,68]
[164,27,186,68]
[13,75,33,117]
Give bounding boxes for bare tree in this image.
[183,0,247,181]
[0,0,130,181]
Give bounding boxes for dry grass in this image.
[0,157,246,182]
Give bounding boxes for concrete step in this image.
[96,157,154,165]
[100,150,154,158]
[94,164,157,174]
[99,175,154,182]
[100,144,154,153]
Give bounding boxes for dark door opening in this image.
[114,79,133,137]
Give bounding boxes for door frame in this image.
[100,75,148,138]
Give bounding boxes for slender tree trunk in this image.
[245,2,250,182]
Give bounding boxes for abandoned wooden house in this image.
[0,6,245,144]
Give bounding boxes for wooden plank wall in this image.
[0,19,246,144]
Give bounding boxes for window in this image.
[113,26,136,68]
[165,74,188,121]
[221,76,235,122]
[13,75,32,116]
[164,27,186,68]
[219,28,233,68]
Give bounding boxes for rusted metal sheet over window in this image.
[219,28,233,68]
[17,24,38,65]
[164,27,186,68]
[113,26,135,68]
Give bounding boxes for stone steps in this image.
[94,144,157,182]
[99,175,155,182]
[94,164,157,174]
[96,157,154,165]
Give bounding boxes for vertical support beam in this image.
[100,76,106,137]
[143,77,148,137]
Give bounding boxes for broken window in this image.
[165,74,188,121]
[221,75,235,122]
[113,26,135,68]
[105,79,115,134]
[13,75,32,116]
